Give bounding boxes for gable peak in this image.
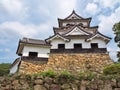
[64,10,83,20]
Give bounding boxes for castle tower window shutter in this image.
[58,44,65,49]
[29,52,38,58]
[91,43,98,49]
[74,44,82,49]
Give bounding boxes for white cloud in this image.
[107,45,120,52]
[38,6,50,16]
[0,49,3,52]
[0,21,51,45]
[101,0,120,9]
[85,3,99,15]
[1,0,22,13]
[98,7,120,62]
[55,0,77,18]
[93,0,120,9]
[107,44,120,62]
[5,48,10,52]
[0,48,10,52]
[98,6,120,36]
[0,0,28,19]
[0,21,51,37]
[33,0,77,20]
[109,52,118,62]
[85,0,120,16]
[0,38,10,45]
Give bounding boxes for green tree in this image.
[0,63,11,76]
[113,22,120,62]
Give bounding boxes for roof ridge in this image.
[22,37,45,42]
[64,10,83,20]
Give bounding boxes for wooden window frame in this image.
[58,44,65,49]
[91,43,98,49]
[29,52,38,58]
[74,43,82,49]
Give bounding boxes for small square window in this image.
[91,43,98,49]
[74,44,82,49]
[58,44,65,49]
[29,52,38,58]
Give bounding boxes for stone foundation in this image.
[19,60,47,74]
[1,75,120,90]
[19,53,113,74]
[45,53,113,74]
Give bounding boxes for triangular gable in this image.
[63,26,90,36]
[65,10,83,20]
[46,34,70,42]
[86,32,111,43]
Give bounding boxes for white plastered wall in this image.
[51,38,106,49]
[10,60,20,74]
[22,45,50,58]
[90,38,106,48]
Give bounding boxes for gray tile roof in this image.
[20,37,51,46]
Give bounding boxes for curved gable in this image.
[46,34,70,42]
[86,32,111,44]
[63,26,91,36]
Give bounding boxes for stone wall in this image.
[0,75,120,90]
[19,53,113,74]
[45,53,113,74]
[19,60,47,74]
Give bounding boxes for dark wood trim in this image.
[21,56,48,61]
[50,48,107,53]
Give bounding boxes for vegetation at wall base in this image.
[57,70,75,83]
[79,72,96,81]
[0,63,11,76]
[40,70,56,78]
[103,62,120,75]
[59,70,73,78]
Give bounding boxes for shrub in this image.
[79,72,96,81]
[103,63,120,75]
[99,74,115,80]
[58,70,74,81]
[59,70,73,79]
[25,74,32,81]
[31,73,41,79]
[57,70,74,83]
[0,63,11,76]
[79,72,86,80]
[86,72,96,80]
[40,70,56,78]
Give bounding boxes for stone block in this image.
[61,83,71,89]
[50,84,61,90]
[34,79,43,85]
[34,85,47,90]
[114,88,120,90]
[118,81,120,88]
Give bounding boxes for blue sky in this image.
[0,0,120,63]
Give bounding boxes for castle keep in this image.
[10,11,113,74]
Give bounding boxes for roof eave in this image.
[86,34,112,43]
[16,40,24,55]
[46,34,70,42]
